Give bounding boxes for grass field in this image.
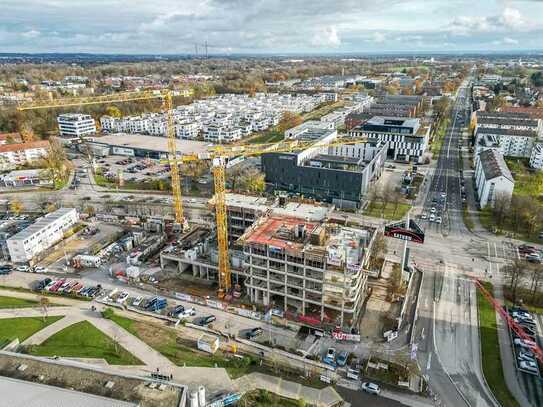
[477,282,520,407]
[431,117,450,158]
[247,130,284,145]
[28,320,142,365]
[0,295,38,309]
[365,201,411,220]
[0,316,63,347]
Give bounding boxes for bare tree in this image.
[380,184,394,216]
[528,264,543,304]
[492,192,510,230]
[505,258,527,305]
[39,297,50,322]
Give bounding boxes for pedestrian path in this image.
[234,372,342,407]
[22,314,82,346]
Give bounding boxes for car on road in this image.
[526,254,541,263]
[16,266,29,272]
[440,192,447,198]
[324,348,336,365]
[430,207,437,213]
[246,327,263,339]
[430,214,436,222]
[421,213,428,220]
[361,382,381,395]
[33,266,47,273]
[336,351,349,367]
[436,216,442,224]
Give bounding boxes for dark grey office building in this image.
[262,141,387,208]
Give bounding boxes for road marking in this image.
[427,352,432,370]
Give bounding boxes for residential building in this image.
[7,208,79,263]
[500,106,543,120]
[284,121,334,139]
[262,130,387,208]
[350,116,429,163]
[238,215,376,328]
[474,149,514,208]
[530,143,543,170]
[0,140,50,170]
[57,114,96,140]
[475,127,537,158]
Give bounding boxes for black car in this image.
[33,278,52,291]
[199,315,216,326]
[246,327,263,339]
[168,305,185,317]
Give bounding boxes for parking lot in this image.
[94,155,171,184]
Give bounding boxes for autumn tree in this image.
[277,112,303,133]
[40,138,72,188]
[9,199,24,215]
[105,106,122,118]
[18,121,36,143]
[239,169,266,194]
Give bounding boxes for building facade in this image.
[474,149,514,208]
[7,208,79,263]
[0,140,50,170]
[350,116,429,163]
[57,114,96,139]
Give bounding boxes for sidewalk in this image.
[234,372,342,407]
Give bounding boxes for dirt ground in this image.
[0,353,182,407]
[359,260,402,340]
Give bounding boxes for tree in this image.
[492,192,510,230]
[380,184,394,216]
[528,264,543,304]
[433,97,450,118]
[391,191,403,217]
[39,138,72,188]
[277,112,303,134]
[18,121,35,143]
[105,106,122,118]
[9,199,24,215]
[39,297,50,322]
[239,170,265,194]
[505,258,527,304]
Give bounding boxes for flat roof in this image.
[242,216,319,250]
[8,208,76,242]
[91,133,210,156]
[0,376,137,407]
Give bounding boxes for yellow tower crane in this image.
[17,89,189,230]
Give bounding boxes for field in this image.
[28,320,142,365]
[364,201,411,220]
[477,282,519,407]
[0,295,38,309]
[0,316,63,348]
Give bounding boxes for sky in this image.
[1,0,543,54]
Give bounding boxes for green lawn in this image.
[0,316,63,348]
[477,282,520,407]
[365,202,411,220]
[0,295,38,309]
[28,320,142,365]
[431,117,450,158]
[247,131,284,145]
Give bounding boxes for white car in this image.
[116,291,129,304]
[430,214,436,222]
[518,350,536,362]
[519,360,539,375]
[436,216,442,224]
[34,266,47,273]
[132,296,144,307]
[180,308,196,318]
[421,213,428,220]
[16,266,29,272]
[512,311,534,322]
[361,382,381,395]
[440,192,447,198]
[430,207,437,213]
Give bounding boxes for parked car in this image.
[168,305,185,317]
[421,213,428,220]
[132,296,144,307]
[512,311,534,322]
[519,360,539,375]
[324,348,336,365]
[246,327,263,339]
[518,350,536,362]
[514,338,537,350]
[361,382,381,395]
[116,291,129,304]
[336,351,349,367]
[436,216,442,224]
[33,266,47,273]
[180,308,196,318]
[347,358,361,380]
[16,266,29,272]
[199,315,216,326]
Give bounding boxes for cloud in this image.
[448,6,536,35]
[311,26,341,48]
[503,36,519,45]
[21,30,40,39]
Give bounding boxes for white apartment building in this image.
[204,126,242,143]
[7,208,79,263]
[57,114,96,139]
[474,149,514,208]
[475,127,537,158]
[530,143,543,170]
[284,120,335,139]
[0,140,50,171]
[176,122,201,139]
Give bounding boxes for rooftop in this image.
[8,208,76,241]
[476,127,538,137]
[479,149,514,183]
[91,134,210,156]
[0,376,137,407]
[0,140,50,154]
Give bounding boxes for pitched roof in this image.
[479,149,513,183]
[0,140,50,154]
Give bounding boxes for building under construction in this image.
[160,195,376,329]
[238,215,376,328]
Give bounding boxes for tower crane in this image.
[17,91,370,297]
[16,89,188,231]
